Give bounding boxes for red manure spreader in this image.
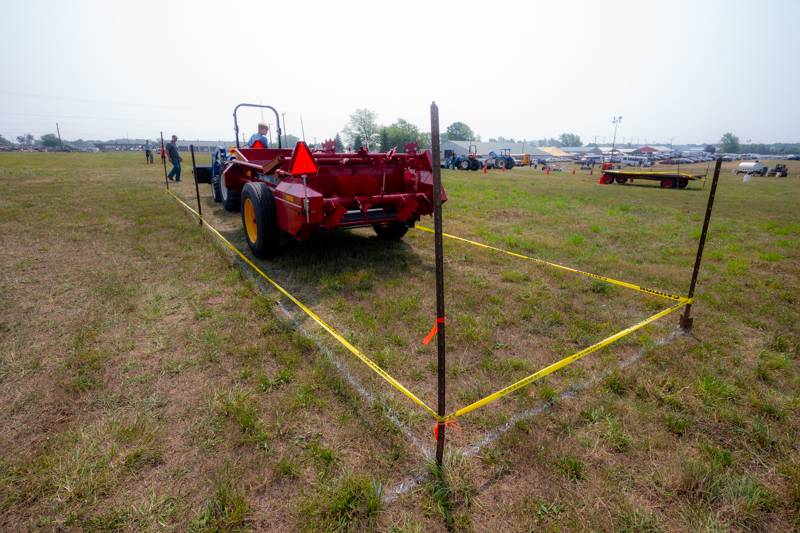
[215,104,444,257]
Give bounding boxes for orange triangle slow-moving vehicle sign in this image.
[288,141,318,176]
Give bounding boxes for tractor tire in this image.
[212,174,223,203]
[458,159,470,170]
[495,159,506,170]
[678,178,689,189]
[241,182,280,258]
[469,159,480,171]
[221,175,240,212]
[505,158,515,169]
[372,221,409,241]
[660,178,674,189]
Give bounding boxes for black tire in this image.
[458,159,470,170]
[212,174,223,203]
[372,221,409,241]
[615,176,628,184]
[678,178,689,189]
[221,174,241,212]
[241,182,280,258]
[505,158,515,169]
[495,159,505,170]
[469,159,480,171]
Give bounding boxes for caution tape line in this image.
[444,300,688,420]
[415,226,689,302]
[166,189,440,420]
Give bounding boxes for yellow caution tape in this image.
[415,226,689,302]
[444,300,689,420]
[167,189,439,420]
[168,188,691,424]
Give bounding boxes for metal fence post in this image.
[160,132,169,190]
[190,144,203,226]
[680,157,722,330]
[430,102,447,467]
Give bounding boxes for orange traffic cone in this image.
[572,169,575,175]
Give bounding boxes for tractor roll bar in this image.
[233,103,283,149]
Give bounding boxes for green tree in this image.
[333,133,344,152]
[40,133,60,148]
[445,122,474,141]
[353,135,363,151]
[704,144,716,154]
[559,133,582,147]
[720,132,740,153]
[343,109,379,150]
[379,128,390,152]
[16,134,34,146]
[381,119,421,152]
[283,134,300,147]
[418,132,431,149]
[0,134,12,147]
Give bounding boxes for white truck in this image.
[736,161,768,176]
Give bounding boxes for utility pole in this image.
[610,116,622,162]
[55,123,63,150]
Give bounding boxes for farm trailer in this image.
[599,168,703,189]
[196,104,445,258]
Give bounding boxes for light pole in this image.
[610,115,622,162]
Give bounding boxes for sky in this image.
[1,0,798,145]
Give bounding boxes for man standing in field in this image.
[165,135,182,181]
[144,140,154,164]
[247,123,270,148]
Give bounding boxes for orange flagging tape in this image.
[422,317,445,346]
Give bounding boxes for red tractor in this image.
[219,104,444,257]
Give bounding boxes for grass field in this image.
[1,152,798,531]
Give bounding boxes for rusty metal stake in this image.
[190,144,203,226]
[160,131,169,190]
[680,157,722,330]
[430,102,447,468]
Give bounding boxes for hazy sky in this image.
[2,0,798,145]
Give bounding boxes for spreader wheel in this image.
[372,221,409,241]
[678,178,689,189]
[221,175,241,211]
[660,178,674,189]
[615,176,628,184]
[241,182,280,258]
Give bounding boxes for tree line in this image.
[340,109,586,152]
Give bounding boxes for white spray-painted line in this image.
[233,257,432,462]
[464,328,684,457]
[384,327,685,499]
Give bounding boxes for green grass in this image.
[1,153,798,531]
